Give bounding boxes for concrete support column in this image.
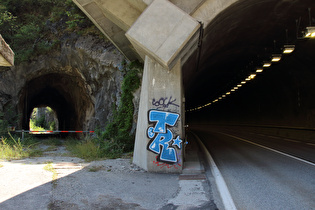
[133,56,185,173]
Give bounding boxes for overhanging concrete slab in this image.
[126,0,200,70]
[73,0,143,61]
[0,35,14,66]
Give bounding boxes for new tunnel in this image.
[184,0,315,128]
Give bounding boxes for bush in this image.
[0,0,101,63]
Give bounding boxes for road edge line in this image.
[191,132,237,210]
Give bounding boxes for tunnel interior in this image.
[184,0,315,127]
[19,73,94,133]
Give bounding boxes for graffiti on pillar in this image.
[153,150,182,169]
[152,96,179,109]
[147,110,182,163]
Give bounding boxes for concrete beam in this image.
[170,0,206,15]
[94,0,146,31]
[0,35,14,66]
[126,0,200,70]
[72,0,144,61]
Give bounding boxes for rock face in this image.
[0,34,131,132]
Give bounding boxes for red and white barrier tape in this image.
[15,130,94,133]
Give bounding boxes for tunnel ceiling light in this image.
[283,45,295,54]
[241,81,246,84]
[263,61,271,67]
[226,92,231,95]
[245,74,256,81]
[256,68,263,73]
[234,86,239,90]
[237,84,242,87]
[271,54,282,62]
[305,26,315,38]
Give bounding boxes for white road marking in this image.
[283,138,300,143]
[220,132,315,167]
[192,132,237,210]
[306,143,315,147]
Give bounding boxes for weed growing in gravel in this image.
[0,132,41,160]
[88,165,104,172]
[65,137,123,161]
[43,162,58,187]
[0,134,29,160]
[66,138,102,161]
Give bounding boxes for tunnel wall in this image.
[188,40,315,129]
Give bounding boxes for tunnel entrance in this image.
[19,73,94,134]
[29,106,59,133]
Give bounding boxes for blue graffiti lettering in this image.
[147,110,183,163]
[149,110,179,133]
[148,128,177,162]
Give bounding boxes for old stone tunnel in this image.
[0,35,125,134]
[19,73,93,132]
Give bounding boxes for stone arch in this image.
[18,72,94,132]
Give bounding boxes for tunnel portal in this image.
[19,73,94,133]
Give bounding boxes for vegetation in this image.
[29,107,58,131]
[43,162,58,187]
[0,132,37,160]
[0,109,41,160]
[98,61,142,155]
[0,0,102,63]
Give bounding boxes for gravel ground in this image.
[0,143,216,210]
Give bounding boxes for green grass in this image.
[65,137,123,161]
[0,134,29,160]
[0,132,41,160]
[66,138,102,161]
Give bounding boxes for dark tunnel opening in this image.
[18,73,94,135]
[184,0,315,128]
[186,38,315,127]
[26,86,75,131]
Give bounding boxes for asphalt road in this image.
[191,125,315,210]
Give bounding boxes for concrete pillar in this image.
[133,56,185,173]
[125,0,199,173]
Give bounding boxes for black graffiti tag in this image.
[152,96,179,108]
